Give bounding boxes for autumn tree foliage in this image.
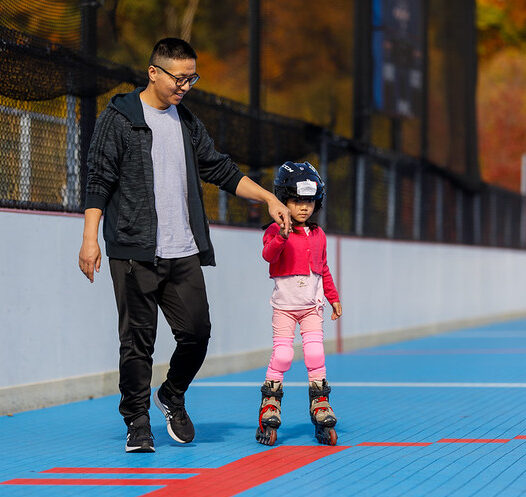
[477,0,526,191]
[98,0,526,188]
[96,0,353,137]
[0,0,80,48]
[0,0,354,139]
[2,0,524,190]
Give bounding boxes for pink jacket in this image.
[262,223,340,304]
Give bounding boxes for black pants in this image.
[109,255,211,425]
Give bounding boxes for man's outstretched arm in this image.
[235,176,291,233]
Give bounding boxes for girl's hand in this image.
[331,302,342,320]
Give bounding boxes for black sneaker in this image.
[125,415,155,453]
[154,387,195,443]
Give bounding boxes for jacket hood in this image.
[108,87,194,130]
[108,87,147,127]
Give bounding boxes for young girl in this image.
[256,161,342,446]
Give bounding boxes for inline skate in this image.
[309,379,337,445]
[255,380,283,446]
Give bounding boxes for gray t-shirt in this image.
[140,99,199,258]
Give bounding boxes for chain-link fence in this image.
[1,22,525,249]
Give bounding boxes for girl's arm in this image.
[320,233,341,318]
[322,261,340,304]
[262,224,288,263]
[322,263,342,320]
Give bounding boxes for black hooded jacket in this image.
[85,87,244,266]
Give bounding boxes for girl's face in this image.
[286,198,315,226]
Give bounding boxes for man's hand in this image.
[79,208,103,283]
[234,176,292,232]
[268,196,292,234]
[279,225,290,239]
[79,239,101,283]
[331,302,342,320]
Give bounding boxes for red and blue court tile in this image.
[3,319,526,496]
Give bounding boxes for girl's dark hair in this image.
[149,38,197,65]
[260,220,319,231]
[291,220,318,233]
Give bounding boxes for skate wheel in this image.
[256,426,277,446]
[328,428,338,446]
[315,426,338,446]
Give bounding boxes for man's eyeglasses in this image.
[152,65,200,87]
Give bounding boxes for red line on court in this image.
[43,467,212,474]
[437,438,511,444]
[2,445,349,497]
[4,437,526,495]
[4,478,177,486]
[357,442,432,447]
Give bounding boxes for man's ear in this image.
[147,65,157,83]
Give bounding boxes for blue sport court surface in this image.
[3,319,526,496]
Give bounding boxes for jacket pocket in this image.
[117,196,144,235]
[115,195,153,246]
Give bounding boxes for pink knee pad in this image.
[302,331,326,380]
[266,336,295,381]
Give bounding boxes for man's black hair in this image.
[149,38,197,66]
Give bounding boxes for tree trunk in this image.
[181,0,199,41]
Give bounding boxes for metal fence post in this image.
[386,161,397,238]
[521,196,526,249]
[413,167,422,240]
[505,197,512,247]
[64,95,80,210]
[355,155,366,236]
[473,193,481,245]
[435,176,443,242]
[490,189,497,246]
[520,154,526,247]
[247,0,262,224]
[19,112,31,203]
[456,189,463,244]
[217,115,227,223]
[352,0,371,238]
[79,0,100,210]
[318,130,329,228]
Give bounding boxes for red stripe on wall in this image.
[0,208,83,218]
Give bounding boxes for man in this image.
[78,38,291,453]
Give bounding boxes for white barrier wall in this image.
[2,209,526,411]
[338,238,526,336]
